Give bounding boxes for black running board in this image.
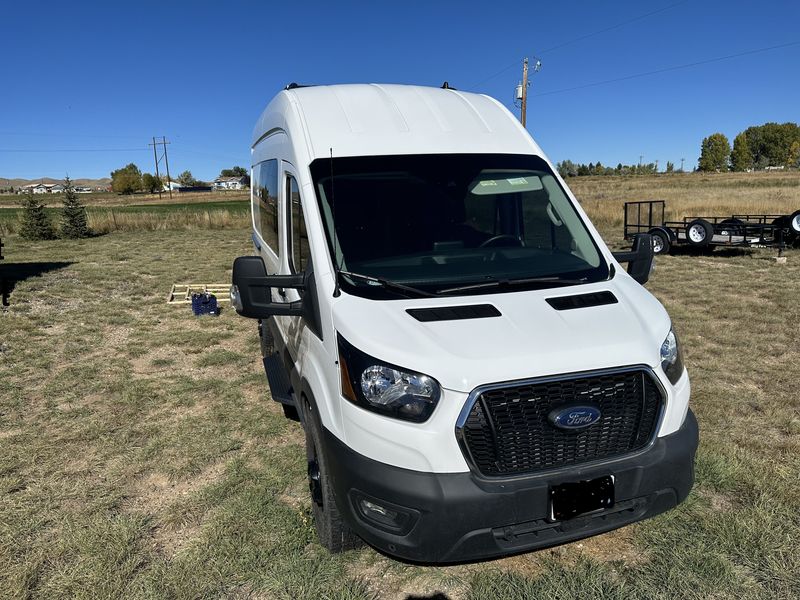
[262,352,294,405]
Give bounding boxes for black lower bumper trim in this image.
[323,409,698,564]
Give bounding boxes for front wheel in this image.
[303,398,363,553]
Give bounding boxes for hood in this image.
[332,274,670,393]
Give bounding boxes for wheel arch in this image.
[648,226,675,242]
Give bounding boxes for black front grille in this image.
[458,369,663,477]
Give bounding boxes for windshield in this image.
[310,154,609,298]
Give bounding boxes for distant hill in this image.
[0,177,111,189]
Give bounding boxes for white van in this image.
[230,83,698,563]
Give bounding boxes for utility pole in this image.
[639,155,643,167]
[515,57,541,127]
[680,157,685,172]
[520,57,529,128]
[148,137,162,199]
[162,136,172,199]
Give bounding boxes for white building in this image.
[22,183,64,194]
[213,176,248,190]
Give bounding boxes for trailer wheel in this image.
[790,210,800,234]
[719,218,744,237]
[302,396,363,553]
[686,219,713,246]
[649,229,671,254]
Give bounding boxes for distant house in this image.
[23,183,48,194]
[213,176,248,190]
[22,183,63,194]
[163,181,182,191]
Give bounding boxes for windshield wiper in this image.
[338,270,438,298]
[437,276,588,295]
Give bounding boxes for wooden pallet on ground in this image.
[167,283,231,304]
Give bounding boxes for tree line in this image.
[110,164,250,194]
[556,160,676,178]
[699,122,800,172]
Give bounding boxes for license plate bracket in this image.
[550,475,614,521]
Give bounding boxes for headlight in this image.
[660,329,684,385]
[338,335,440,423]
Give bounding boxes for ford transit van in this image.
[230,83,698,563]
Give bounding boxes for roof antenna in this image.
[330,147,341,298]
[441,81,456,90]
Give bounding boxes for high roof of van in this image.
[251,84,542,161]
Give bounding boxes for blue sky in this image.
[2,0,798,181]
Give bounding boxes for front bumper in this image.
[323,409,698,564]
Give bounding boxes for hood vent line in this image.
[407,304,501,322]
[546,291,618,311]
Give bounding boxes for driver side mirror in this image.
[612,233,654,285]
[230,256,305,318]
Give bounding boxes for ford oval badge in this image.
[549,405,602,430]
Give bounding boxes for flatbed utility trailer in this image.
[623,200,800,254]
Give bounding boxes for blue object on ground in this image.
[191,292,218,316]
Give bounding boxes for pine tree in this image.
[19,192,56,240]
[60,176,91,238]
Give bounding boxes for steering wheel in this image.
[479,234,524,248]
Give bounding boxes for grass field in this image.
[0,190,249,208]
[569,171,800,235]
[0,200,250,236]
[1,173,799,599]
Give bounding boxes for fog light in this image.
[353,493,417,535]
[360,499,399,524]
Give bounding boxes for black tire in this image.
[686,219,713,247]
[302,397,363,553]
[258,318,274,358]
[718,218,744,237]
[649,229,671,255]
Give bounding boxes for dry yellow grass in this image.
[86,208,249,234]
[0,189,248,208]
[570,171,800,236]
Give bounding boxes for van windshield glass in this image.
[310,154,609,298]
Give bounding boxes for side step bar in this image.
[262,352,294,405]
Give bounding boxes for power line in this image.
[467,0,687,89]
[536,0,688,55]
[0,148,149,152]
[0,131,144,140]
[532,40,800,98]
[177,147,249,163]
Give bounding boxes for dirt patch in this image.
[124,459,227,516]
[347,553,469,600]
[565,527,647,566]
[277,479,307,512]
[697,488,735,512]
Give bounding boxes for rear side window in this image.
[253,159,278,250]
[288,175,310,272]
